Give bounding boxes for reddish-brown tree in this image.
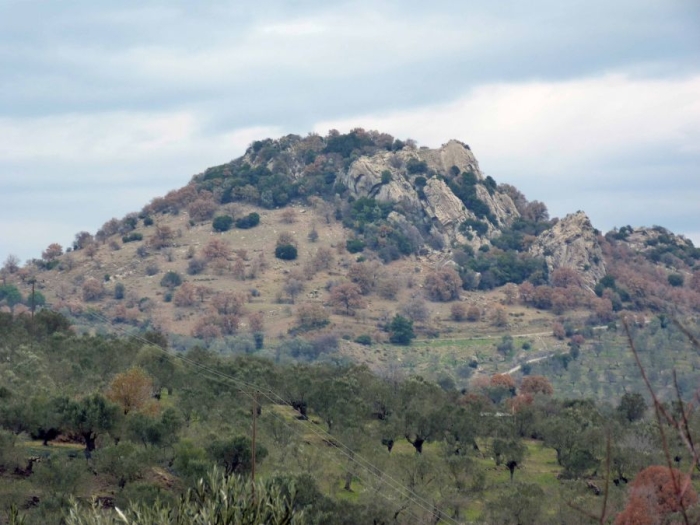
[450,303,467,322]
[82,278,104,302]
[423,268,462,302]
[296,302,330,329]
[615,466,698,525]
[551,267,582,288]
[42,243,63,262]
[173,283,196,307]
[329,283,365,315]
[211,292,245,315]
[248,311,264,333]
[520,375,554,396]
[187,196,218,222]
[202,238,232,261]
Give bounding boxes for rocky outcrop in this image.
[621,226,694,253]
[417,140,482,177]
[338,140,519,247]
[530,211,606,290]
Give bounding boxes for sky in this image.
[1,0,699,263]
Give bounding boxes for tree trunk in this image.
[344,471,353,491]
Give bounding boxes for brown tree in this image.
[149,224,175,249]
[450,303,467,322]
[423,268,461,301]
[283,278,304,304]
[248,311,264,333]
[296,302,330,329]
[42,243,63,262]
[313,247,334,271]
[173,283,196,307]
[202,238,232,261]
[280,208,297,224]
[329,283,365,315]
[2,254,20,274]
[82,278,105,302]
[348,262,377,295]
[187,196,218,222]
[490,306,508,327]
[211,292,245,315]
[84,242,99,259]
[191,315,222,341]
[106,368,155,415]
[520,376,554,396]
[232,258,246,281]
[466,305,482,322]
[551,267,582,288]
[615,466,698,525]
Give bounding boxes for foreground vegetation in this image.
[1,311,700,524]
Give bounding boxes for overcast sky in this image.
[1,0,699,262]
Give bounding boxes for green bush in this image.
[668,273,684,287]
[0,284,22,307]
[275,244,298,260]
[406,158,428,174]
[389,314,415,345]
[160,271,183,288]
[212,215,234,232]
[122,232,143,243]
[355,334,372,346]
[235,213,260,229]
[346,239,365,254]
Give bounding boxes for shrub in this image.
[82,278,104,302]
[114,283,125,300]
[145,263,160,276]
[406,158,428,174]
[235,213,260,229]
[212,215,234,232]
[667,273,684,287]
[450,303,467,322]
[122,232,143,244]
[187,258,207,275]
[143,216,154,226]
[355,334,372,346]
[346,239,365,254]
[160,271,183,289]
[275,244,297,261]
[381,170,392,184]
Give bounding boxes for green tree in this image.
[207,436,268,477]
[389,314,415,345]
[487,482,544,525]
[61,394,121,457]
[617,392,647,423]
[492,438,527,481]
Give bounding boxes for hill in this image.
[1,129,700,400]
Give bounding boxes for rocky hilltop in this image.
[530,212,606,290]
[3,128,699,348]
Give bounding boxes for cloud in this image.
[314,73,700,235]
[0,113,280,182]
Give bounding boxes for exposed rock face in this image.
[338,140,519,247]
[417,139,482,177]
[621,226,694,253]
[530,211,606,290]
